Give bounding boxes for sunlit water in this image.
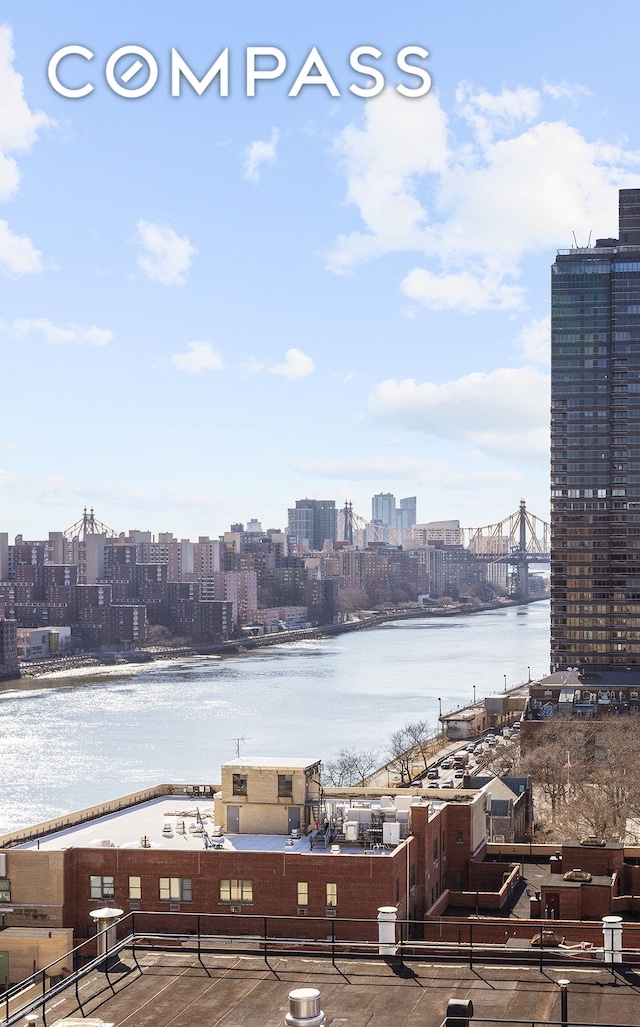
[0,602,549,832]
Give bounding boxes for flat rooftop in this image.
[222,757,320,768]
[21,947,640,1027]
[16,797,402,856]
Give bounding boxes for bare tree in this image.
[387,727,414,784]
[482,737,520,777]
[519,738,567,818]
[404,719,435,772]
[323,747,379,787]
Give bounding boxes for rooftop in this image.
[16,945,640,1027]
[222,756,321,769]
[15,796,406,855]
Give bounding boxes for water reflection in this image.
[0,602,549,832]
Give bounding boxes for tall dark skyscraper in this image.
[287,499,336,552]
[551,189,640,673]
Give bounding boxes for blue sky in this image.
[1,1,639,540]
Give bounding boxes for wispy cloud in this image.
[368,365,550,463]
[515,315,550,364]
[243,127,279,183]
[170,341,224,373]
[10,317,113,346]
[135,219,197,285]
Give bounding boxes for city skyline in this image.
[1,2,640,539]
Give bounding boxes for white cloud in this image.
[0,26,52,154]
[515,315,550,364]
[402,268,525,313]
[170,342,224,373]
[243,128,279,183]
[135,219,196,285]
[0,27,51,276]
[543,80,592,102]
[455,81,541,148]
[11,317,112,346]
[242,356,265,374]
[368,365,549,461]
[0,220,42,277]
[326,84,640,311]
[325,89,448,274]
[268,348,314,379]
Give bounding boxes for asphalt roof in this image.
[27,947,640,1027]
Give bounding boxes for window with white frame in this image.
[297,882,308,906]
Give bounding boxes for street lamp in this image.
[473,684,476,704]
[527,665,531,682]
[503,674,507,692]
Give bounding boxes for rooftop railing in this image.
[3,910,640,1027]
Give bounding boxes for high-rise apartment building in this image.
[287,500,336,552]
[551,188,640,672]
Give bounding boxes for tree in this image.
[323,747,380,787]
[404,720,435,772]
[387,727,414,784]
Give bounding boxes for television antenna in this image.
[229,735,248,758]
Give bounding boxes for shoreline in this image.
[12,595,548,682]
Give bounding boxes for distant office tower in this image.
[551,188,640,672]
[372,493,417,542]
[398,497,417,536]
[287,499,337,551]
[372,492,397,526]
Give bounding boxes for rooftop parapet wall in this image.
[0,783,218,848]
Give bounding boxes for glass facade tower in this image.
[551,188,640,671]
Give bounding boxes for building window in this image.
[129,876,141,900]
[455,830,464,844]
[0,879,10,903]
[232,774,248,796]
[326,883,337,907]
[220,879,253,903]
[278,774,293,798]
[297,882,308,906]
[90,876,115,900]
[159,878,192,902]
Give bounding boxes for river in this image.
[0,601,549,834]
